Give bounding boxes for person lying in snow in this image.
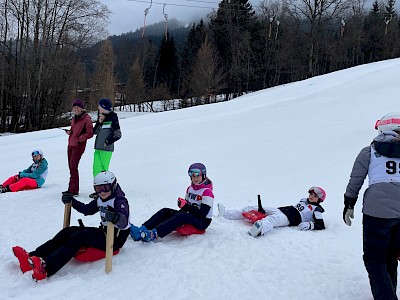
[218,186,326,237]
[130,163,214,242]
[12,171,130,281]
[0,149,48,193]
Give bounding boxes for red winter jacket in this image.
[68,113,94,147]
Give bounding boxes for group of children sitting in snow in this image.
[4,155,325,281]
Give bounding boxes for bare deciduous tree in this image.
[91,38,116,109]
[0,0,110,132]
[189,36,226,104]
[283,0,351,76]
[126,58,147,111]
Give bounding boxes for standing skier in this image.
[218,186,326,237]
[12,171,130,281]
[343,112,400,300]
[130,163,214,242]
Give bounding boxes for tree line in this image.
[0,0,399,133]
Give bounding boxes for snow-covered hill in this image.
[1,58,400,299]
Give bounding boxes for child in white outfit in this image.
[218,186,326,237]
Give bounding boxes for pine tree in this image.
[210,0,257,96]
[153,33,179,97]
[372,0,380,13]
[384,0,396,16]
[363,0,385,62]
[180,20,208,99]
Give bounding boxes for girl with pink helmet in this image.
[218,186,326,237]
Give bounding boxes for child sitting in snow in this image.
[0,149,48,193]
[12,171,130,281]
[130,163,214,242]
[218,186,326,237]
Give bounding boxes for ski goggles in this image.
[32,151,41,156]
[308,187,323,199]
[188,169,202,177]
[375,118,400,130]
[94,183,112,194]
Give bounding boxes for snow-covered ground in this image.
[1,58,400,299]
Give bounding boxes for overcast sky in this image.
[100,0,262,35]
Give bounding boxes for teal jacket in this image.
[20,158,49,187]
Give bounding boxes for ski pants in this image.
[224,206,290,234]
[2,175,38,192]
[93,149,113,177]
[363,214,400,300]
[30,225,130,277]
[67,144,86,194]
[143,208,211,238]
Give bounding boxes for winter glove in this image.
[105,136,115,145]
[101,206,120,224]
[298,222,314,231]
[14,174,20,181]
[177,197,187,208]
[62,194,74,204]
[343,195,357,226]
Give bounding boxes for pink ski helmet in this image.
[308,186,326,202]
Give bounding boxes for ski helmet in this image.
[375,112,400,133]
[93,171,116,187]
[31,149,44,157]
[308,186,326,202]
[188,163,207,180]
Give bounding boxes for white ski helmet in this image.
[93,171,116,186]
[375,112,400,133]
[31,149,44,157]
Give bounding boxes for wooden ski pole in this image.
[105,222,114,273]
[63,202,72,228]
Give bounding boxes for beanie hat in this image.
[98,98,112,111]
[72,99,85,109]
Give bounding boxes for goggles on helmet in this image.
[32,150,41,156]
[94,183,112,194]
[188,169,202,177]
[375,117,400,130]
[309,187,323,199]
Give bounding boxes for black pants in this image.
[30,226,130,277]
[143,208,211,238]
[363,214,400,300]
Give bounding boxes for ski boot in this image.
[28,256,47,281]
[12,246,32,273]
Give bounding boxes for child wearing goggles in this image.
[130,162,214,242]
[1,149,48,194]
[218,186,326,237]
[12,171,131,281]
